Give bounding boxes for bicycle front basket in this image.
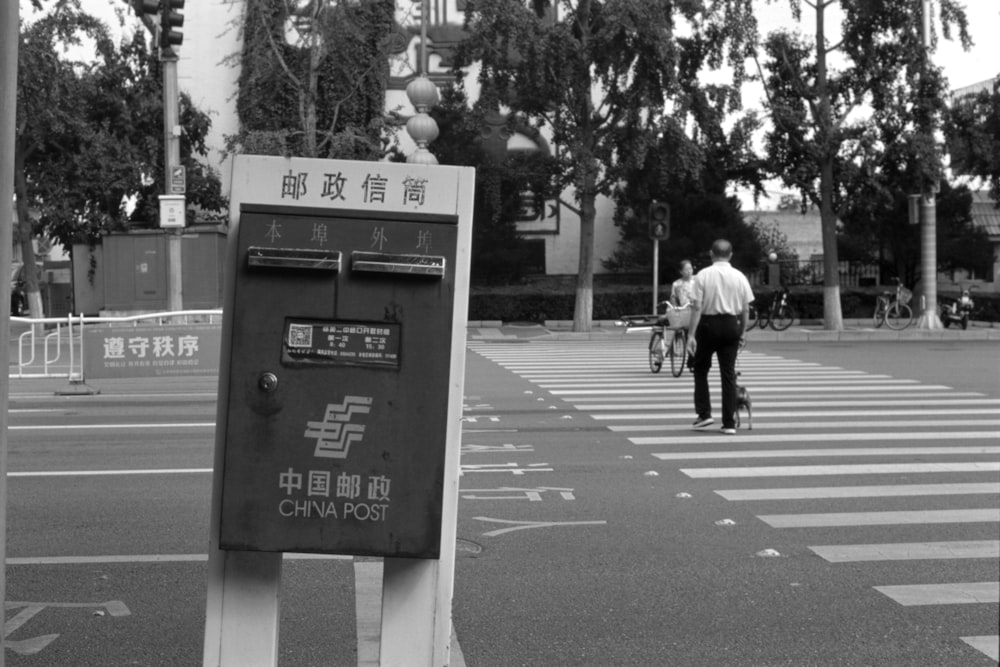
[666,308,692,329]
[899,287,912,306]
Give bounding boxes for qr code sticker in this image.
[287,323,313,348]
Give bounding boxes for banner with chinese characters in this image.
[83,323,222,379]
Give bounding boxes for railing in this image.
[9,310,223,381]
[748,260,881,288]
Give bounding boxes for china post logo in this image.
[304,396,373,459]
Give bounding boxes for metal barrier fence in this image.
[9,310,223,381]
[748,260,881,288]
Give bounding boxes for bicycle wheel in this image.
[746,303,758,331]
[873,298,887,328]
[648,332,664,373]
[670,329,687,377]
[771,303,796,331]
[884,302,913,330]
[757,300,771,330]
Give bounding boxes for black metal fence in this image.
[748,260,881,288]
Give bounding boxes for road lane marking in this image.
[6,553,351,565]
[961,636,1000,661]
[635,431,1000,446]
[874,582,1000,605]
[681,462,1000,477]
[474,516,607,537]
[654,446,1000,459]
[809,541,1000,562]
[9,468,212,478]
[758,509,999,528]
[715,482,1000,500]
[10,422,214,431]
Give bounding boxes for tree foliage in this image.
[229,0,396,160]
[456,0,758,331]
[946,78,1000,203]
[428,83,562,284]
[15,1,225,316]
[604,105,767,282]
[756,0,970,329]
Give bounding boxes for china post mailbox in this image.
[217,159,471,559]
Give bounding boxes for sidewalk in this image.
[467,319,1000,342]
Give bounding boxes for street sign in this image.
[159,194,186,228]
[169,165,186,194]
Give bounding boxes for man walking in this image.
[685,240,754,435]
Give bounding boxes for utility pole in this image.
[916,0,943,328]
[163,48,183,312]
[0,2,17,663]
[134,0,185,311]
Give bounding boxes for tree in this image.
[457,0,757,331]
[16,2,226,316]
[605,86,767,282]
[946,76,1000,203]
[755,0,970,330]
[229,0,396,160]
[429,84,562,283]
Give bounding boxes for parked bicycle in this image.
[754,285,797,331]
[616,302,692,377]
[873,278,913,330]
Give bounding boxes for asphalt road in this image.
[4,338,999,666]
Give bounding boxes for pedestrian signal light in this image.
[648,200,670,241]
[161,0,184,54]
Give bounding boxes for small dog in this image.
[735,372,752,430]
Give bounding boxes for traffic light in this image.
[133,0,159,16]
[161,0,185,54]
[648,200,670,241]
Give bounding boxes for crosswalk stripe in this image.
[598,407,994,417]
[681,462,1000,477]
[809,541,1000,562]
[540,383,936,391]
[874,582,1000,605]
[757,509,999,527]
[614,419,1000,431]
[634,431,1000,446]
[654,446,1000,460]
[549,388,995,397]
[715,482,1000,500]
[961,636,1000,661]
[586,396,982,410]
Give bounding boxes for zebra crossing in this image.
[467,338,1000,662]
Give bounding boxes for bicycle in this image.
[616,302,692,377]
[873,278,913,330]
[755,285,797,331]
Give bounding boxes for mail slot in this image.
[218,203,461,558]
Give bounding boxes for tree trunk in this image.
[819,157,843,329]
[13,144,43,321]
[814,3,843,330]
[572,179,597,333]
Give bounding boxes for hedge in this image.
[468,284,1000,324]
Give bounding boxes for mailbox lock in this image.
[258,372,279,393]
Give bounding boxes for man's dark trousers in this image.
[692,314,741,428]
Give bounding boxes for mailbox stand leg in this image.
[380,556,453,667]
[203,549,283,666]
